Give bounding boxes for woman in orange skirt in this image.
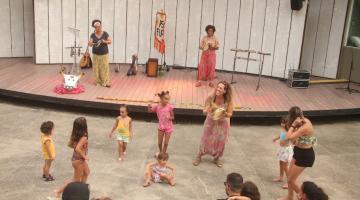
[196,25,220,87]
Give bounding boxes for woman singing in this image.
[196,25,220,88]
[279,106,317,200]
[88,19,112,87]
[192,81,233,167]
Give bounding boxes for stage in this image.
[0,58,359,118]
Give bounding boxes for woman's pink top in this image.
[151,103,174,133]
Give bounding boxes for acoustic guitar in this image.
[79,46,92,68]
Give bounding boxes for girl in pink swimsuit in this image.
[148,91,174,154]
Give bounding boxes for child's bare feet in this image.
[195,81,202,87]
[282,183,288,189]
[169,179,176,186]
[192,156,201,166]
[143,178,151,187]
[53,189,61,198]
[272,177,283,182]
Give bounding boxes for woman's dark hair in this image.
[40,121,54,135]
[120,104,129,113]
[240,181,261,200]
[68,117,88,148]
[157,152,169,161]
[286,106,303,130]
[91,19,101,27]
[156,91,170,99]
[226,173,243,193]
[205,25,216,33]
[302,181,328,200]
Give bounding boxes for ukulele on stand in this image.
[79,46,92,69]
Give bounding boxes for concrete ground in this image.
[0,100,359,200]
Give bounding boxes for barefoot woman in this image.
[88,19,112,87]
[279,106,317,200]
[193,81,233,167]
[196,25,219,87]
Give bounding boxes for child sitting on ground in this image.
[40,121,56,181]
[143,152,176,187]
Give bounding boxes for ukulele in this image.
[79,46,92,68]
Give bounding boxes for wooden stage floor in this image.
[0,58,359,117]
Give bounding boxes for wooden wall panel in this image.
[164,0,177,66]
[10,0,25,57]
[222,0,241,71]
[272,0,292,77]
[173,0,189,67]
[324,0,349,78]
[126,0,139,61]
[24,0,34,57]
[113,0,127,63]
[236,0,254,72]
[0,0,13,57]
[62,0,76,63]
[213,0,228,70]
[312,0,335,76]
[34,0,49,63]
[48,0,62,63]
[138,0,152,64]
[247,0,267,74]
[261,0,279,76]
[186,0,202,68]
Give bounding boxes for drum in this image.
[146,58,158,77]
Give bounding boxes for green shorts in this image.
[116,134,129,143]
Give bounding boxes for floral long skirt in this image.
[198,115,230,159]
[198,50,216,81]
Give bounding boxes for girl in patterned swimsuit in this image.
[272,116,293,189]
[143,152,175,187]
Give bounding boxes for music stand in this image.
[230,49,258,84]
[256,52,271,91]
[66,27,82,75]
[336,46,360,94]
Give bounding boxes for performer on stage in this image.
[196,25,220,87]
[279,106,317,200]
[88,19,112,87]
[192,81,233,167]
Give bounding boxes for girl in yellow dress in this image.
[40,121,55,181]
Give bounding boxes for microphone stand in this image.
[336,46,360,94]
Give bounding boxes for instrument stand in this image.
[256,52,271,91]
[66,27,82,75]
[231,50,253,84]
[336,47,360,94]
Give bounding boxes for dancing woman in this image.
[279,106,317,200]
[196,25,220,87]
[88,19,112,87]
[193,81,233,167]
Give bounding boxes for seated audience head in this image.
[299,181,328,200]
[240,181,261,200]
[62,182,90,200]
[224,173,244,196]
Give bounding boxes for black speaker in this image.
[287,79,309,88]
[288,69,310,80]
[291,0,303,11]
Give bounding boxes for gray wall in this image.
[0,0,34,57]
[34,0,308,79]
[300,0,349,79]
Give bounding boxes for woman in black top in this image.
[88,19,112,87]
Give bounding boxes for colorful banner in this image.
[154,11,166,54]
